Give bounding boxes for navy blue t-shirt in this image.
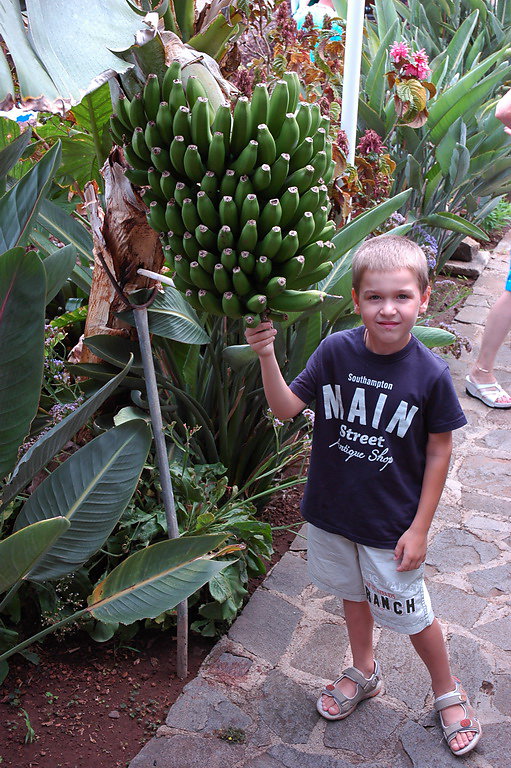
[289,326,467,549]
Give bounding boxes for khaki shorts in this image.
[307,523,434,635]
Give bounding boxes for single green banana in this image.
[217,225,234,251]
[196,224,217,251]
[318,184,329,208]
[220,169,237,197]
[266,153,290,197]
[162,245,175,270]
[189,260,213,290]
[286,164,315,194]
[147,201,167,232]
[183,231,201,261]
[132,127,152,162]
[269,288,325,312]
[183,144,206,182]
[198,289,223,315]
[222,291,244,319]
[165,200,185,235]
[185,76,208,109]
[289,136,314,173]
[198,250,216,274]
[257,226,282,259]
[219,195,238,234]
[200,170,219,198]
[275,113,300,156]
[174,181,193,207]
[231,96,251,157]
[150,146,172,174]
[279,186,300,229]
[272,229,300,262]
[220,248,236,271]
[259,198,282,236]
[312,127,327,155]
[240,194,260,226]
[252,163,272,192]
[231,140,258,175]
[294,185,321,222]
[191,97,212,157]
[232,266,252,295]
[162,61,183,102]
[254,256,271,283]
[265,275,287,298]
[207,131,226,177]
[299,239,324,270]
[296,211,316,246]
[319,115,330,133]
[148,167,165,201]
[173,273,192,294]
[291,261,333,289]
[318,221,336,241]
[239,250,255,274]
[323,158,336,185]
[312,206,329,240]
[282,72,300,114]
[125,168,148,186]
[174,254,192,285]
[172,105,192,144]
[160,170,177,199]
[116,94,132,132]
[197,190,220,230]
[181,198,201,233]
[244,313,261,328]
[155,101,173,145]
[237,219,258,252]
[234,175,254,210]
[128,93,146,130]
[256,123,277,166]
[124,144,148,170]
[144,120,163,150]
[295,102,312,143]
[140,189,161,207]
[279,255,305,283]
[268,80,289,135]
[308,102,322,134]
[143,74,161,122]
[167,230,183,254]
[249,83,270,137]
[246,293,267,314]
[310,150,328,184]
[211,104,232,156]
[213,263,233,294]
[185,288,203,312]
[109,115,126,146]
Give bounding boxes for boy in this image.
[245,235,481,756]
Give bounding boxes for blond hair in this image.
[352,235,429,294]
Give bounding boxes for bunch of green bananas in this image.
[109,62,336,325]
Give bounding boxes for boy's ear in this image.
[352,287,360,314]
[419,285,432,313]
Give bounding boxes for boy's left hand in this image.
[394,528,427,571]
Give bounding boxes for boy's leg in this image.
[410,619,476,752]
[321,599,375,716]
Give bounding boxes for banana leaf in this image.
[119,286,210,345]
[37,198,93,268]
[0,518,70,593]
[43,244,77,303]
[0,130,32,179]
[0,248,46,480]
[1,357,135,508]
[14,420,152,581]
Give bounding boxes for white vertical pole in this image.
[340,0,365,165]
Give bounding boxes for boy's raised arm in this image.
[245,321,307,420]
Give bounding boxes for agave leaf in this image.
[0,142,61,252]
[0,248,46,480]
[0,518,70,593]
[88,534,230,624]
[418,211,489,241]
[14,420,151,581]
[2,357,135,508]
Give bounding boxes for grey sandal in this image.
[434,679,482,756]
[316,660,383,721]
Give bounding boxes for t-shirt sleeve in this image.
[289,342,323,405]
[425,367,467,433]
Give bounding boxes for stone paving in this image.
[129,238,511,768]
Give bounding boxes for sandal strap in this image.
[443,718,481,743]
[434,679,468,712]
[321,661,381,710]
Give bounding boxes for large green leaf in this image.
[366,21,399,114]
[330,190,413,261]
[419,211,489,241]
[83,335,143,368]
[37,198,93,267]
[14,420,152,581]
[0,518,70,593]
[413,325,455,348]
[89,534,231,624]
[443,10,480,75]
[1,357,135,508]
[43,244,77,303]
[0,130,32,179]
[0,141,61,252]
[121,286,210,344]
[0,248,46,480]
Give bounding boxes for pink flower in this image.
[404,63,419,78]
[413,48,430,67]
[357,129,387,156]
[389,41,410,62]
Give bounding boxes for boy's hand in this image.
[394,528,427,572]
[245,321,277,358]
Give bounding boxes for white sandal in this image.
[465,376,511,409]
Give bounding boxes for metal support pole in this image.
[133,306,188,680]
[340,0,365,165]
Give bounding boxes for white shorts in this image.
[307,523,434,635]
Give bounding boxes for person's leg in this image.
[320,599,375,715]
[469,289,511,404]
[410,619,477,752]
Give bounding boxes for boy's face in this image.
[352,268,431,355]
